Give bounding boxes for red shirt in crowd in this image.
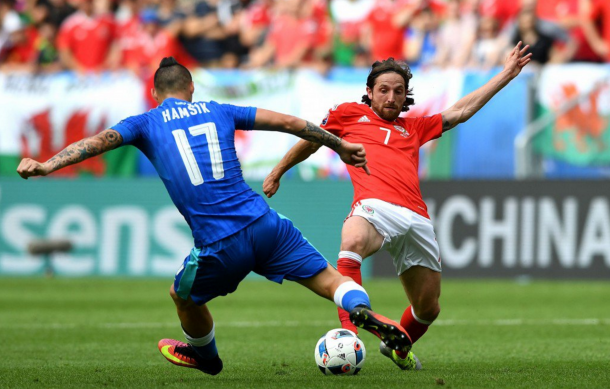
[320,102,442,219]
[366,0,412,61]
[267,14,315,65]
[57,11,116,70]
[116,16,142,68]
[478,0,520,28]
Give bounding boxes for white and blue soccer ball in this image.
[314,328,366,375]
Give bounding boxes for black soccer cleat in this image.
[349,307,413,353]
[158,339,223,376]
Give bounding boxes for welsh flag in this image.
[0,72,145,177]
[533,64,610,166]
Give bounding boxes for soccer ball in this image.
[314,328,366,375]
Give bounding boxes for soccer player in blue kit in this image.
[17,57,412,376]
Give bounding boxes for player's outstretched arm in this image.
[263,139,321,198]
[16,129,123,179]
[254,108,369,178]
[440,41,532,132]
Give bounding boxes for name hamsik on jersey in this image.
[112,98,269,247]
[320,102,442,219]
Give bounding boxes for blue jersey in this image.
[112,98,269,246]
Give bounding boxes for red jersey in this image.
[320,102,442,219]
[57,12,115,70]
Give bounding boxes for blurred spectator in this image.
[156,0,185,37]
[301,0,333,71]
[533,0,600,63]
[115,0,144,71]
[434,0,477,68]
[56,0,117,72]
[511,8,565,65]
[180,0,227,67]
[403,6,438,67]
[328,0,373,67]
[469,15,504,69]
[478,0,521,30]
[34,19,60,70]
[45,0,76,29]
[363,0,421,62]
[239,0,272,53]
[582,0,610,62]
[0,0,22,56]
[135,7,195,72]
[215,0,251,68]
[246,0,316,69]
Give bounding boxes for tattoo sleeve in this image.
[294,121,341,151]
[45,129,123,173]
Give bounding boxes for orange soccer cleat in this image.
[349,307,412,354]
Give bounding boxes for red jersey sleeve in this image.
[411,113,443,145]
[319,104,346,137]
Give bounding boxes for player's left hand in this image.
[17,158,50,179]
[503,41,532,79]
[337,141,371,175]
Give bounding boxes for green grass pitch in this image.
[1,278,608,388]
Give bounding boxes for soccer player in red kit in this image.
[264,42,532,370]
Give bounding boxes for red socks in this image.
[336,253,363,333]
[396,305,431,358]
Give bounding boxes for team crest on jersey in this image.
[362,205,375,215]
[394,125,409,137]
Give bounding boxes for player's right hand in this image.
[338,140,371,175]
[17,158,50,179]
[263,173,280,198]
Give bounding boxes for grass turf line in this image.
[0,278,608,388]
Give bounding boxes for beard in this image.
[373,104,401,121]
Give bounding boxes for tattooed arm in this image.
[17,129,123,179]
[253,108,368,171]
[253,108,343,150]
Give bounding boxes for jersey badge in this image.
[394,125,409,137]
[358,115,370,123]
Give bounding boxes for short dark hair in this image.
[361,58,415,112]
[153,57,192,95]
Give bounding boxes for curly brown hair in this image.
[361,58,415,112]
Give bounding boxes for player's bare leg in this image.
[379,265,440,370]
[399,265,441,342]
[297,265,412,353]
[158,284,223,375]
[336,216,384,332]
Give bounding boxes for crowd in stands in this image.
[0,0,609,75]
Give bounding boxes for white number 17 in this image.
[379,127,391,144]
[172,122,225,186]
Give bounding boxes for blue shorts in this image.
[173,209,329,305]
